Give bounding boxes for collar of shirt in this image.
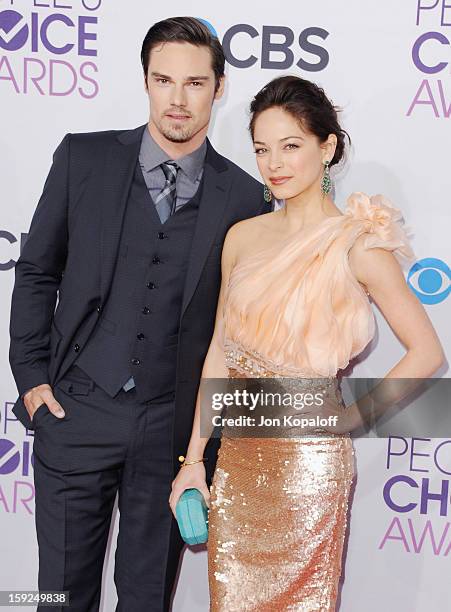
[139,125,207,183]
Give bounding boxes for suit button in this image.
[146,281,156,289]
[152,256,161,264]
[68,384,74,393]
[74,343,80,352]
[158,232,167,239]
[96,305,102,313]
[142,306,151,314]
[137,333,145,340]
[131,358,140,365]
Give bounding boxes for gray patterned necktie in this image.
[155,161,179,223]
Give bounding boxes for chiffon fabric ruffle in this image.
[222,192,414,379]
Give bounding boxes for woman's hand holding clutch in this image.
[168,461,210,519]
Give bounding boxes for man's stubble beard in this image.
[161,128,192,143]
[159,120,196,143]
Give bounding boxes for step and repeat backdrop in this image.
[0,1,450,610]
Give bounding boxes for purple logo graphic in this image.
[0,10,98,56]
[378,438,451,556]
[407,2,451,117]
[0,439,21,475]
[0,10,29,52]
[0,7,100,99]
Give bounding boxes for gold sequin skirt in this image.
[208,404,355,610]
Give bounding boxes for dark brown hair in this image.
[141,17,225,92]
[249,75,350,166]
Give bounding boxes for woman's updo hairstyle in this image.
[249,75,350,167]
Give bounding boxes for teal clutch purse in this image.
[175,488,209,545]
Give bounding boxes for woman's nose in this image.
[268,157,283,171]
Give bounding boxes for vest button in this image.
[131,358,140,366]
[146,281,156,290]
[137,333,145,341]
[74,343,80,352]
[142,306,151,314]
[158,232,167,239]
[152,256,161,264]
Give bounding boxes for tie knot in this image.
[161,161,178,183]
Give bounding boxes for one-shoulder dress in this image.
[207,193,414,611]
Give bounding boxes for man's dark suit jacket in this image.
[9,124,270,483]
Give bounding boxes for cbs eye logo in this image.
[408,258,450,305]
[197,19,218,37]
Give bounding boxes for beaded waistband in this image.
[224,339,320,379]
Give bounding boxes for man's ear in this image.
[214,75,226,101]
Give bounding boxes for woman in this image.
[169,76,444,610]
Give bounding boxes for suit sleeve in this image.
[9,134,70,397]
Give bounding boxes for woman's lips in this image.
[270,177,291,185]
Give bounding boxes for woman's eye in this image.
[285,143,299,150]
[254,148,267,155]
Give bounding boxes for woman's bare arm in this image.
[343,240,446,429]
[349,240,445,378]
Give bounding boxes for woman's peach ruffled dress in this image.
[207,193,414,611]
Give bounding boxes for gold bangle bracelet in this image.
[178,455,208,468]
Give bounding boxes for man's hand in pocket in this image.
[23,384,65,420]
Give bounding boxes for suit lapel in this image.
[99,124,146,303]
[262,198,273,214]
[180,139,230,318]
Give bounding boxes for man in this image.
[9,16,271,612]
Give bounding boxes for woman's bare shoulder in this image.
[225,213,273,247]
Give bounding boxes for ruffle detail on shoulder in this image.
[344,192,415,264]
